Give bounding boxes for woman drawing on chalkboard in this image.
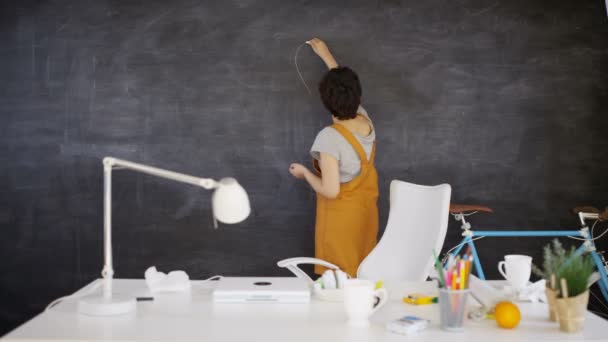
[289,38,378,277]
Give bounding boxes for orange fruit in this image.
[494,301,521,329]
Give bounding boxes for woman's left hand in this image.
[289,163,309,179]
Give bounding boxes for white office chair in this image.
[357,180,451,281]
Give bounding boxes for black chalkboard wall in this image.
[1,0,607,333]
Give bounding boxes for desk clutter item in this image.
[439,288,469,331]
[312,269,349,301]
[212,277,310,303]
[512,279,546,302]
[434,248,473,291]
[498,255,533,292]
[534,239,596,333]
[343,279,388,327]
[469,276,546,305]
[555,289,589,333]
[468,275,508,309]
[277,257,349,302]
[386,315,429,335]
[545,284,559,321]
[403,293,437,305]
[145,266,191,293]
[494,301,521,329]
[312,285,344,302]
[275,257,388,307]
[554,257,594,333]
[434,248,474,331]
[319,269,349,289]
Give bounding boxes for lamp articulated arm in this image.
[103,157,218,189]
[101,157,220,295]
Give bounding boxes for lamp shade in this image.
[212,178,250,224]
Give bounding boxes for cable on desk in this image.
[45,280,102,312]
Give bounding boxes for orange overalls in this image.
[312,122,379,277]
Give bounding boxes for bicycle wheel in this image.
[587,265,608,319]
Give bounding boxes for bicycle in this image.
[444,204,608,316]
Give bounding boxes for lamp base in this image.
[78,294,136,316]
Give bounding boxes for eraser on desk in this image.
[386,315,429,335]
[136,297,154,301]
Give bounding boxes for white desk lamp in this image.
[78,157,250,316]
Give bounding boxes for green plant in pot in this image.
[532,239,568,321]
[554,249,595,333]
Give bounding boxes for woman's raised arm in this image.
[308,38,338,70]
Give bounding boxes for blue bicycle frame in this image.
[449,220,608,303]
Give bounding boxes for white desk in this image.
[4,279,607,341]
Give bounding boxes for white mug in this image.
[498,255,532,291]
[343,279,388,327]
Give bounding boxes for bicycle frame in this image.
[448,212,608,303]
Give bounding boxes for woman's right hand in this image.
[307,38,338,69]
[307,38,330,58]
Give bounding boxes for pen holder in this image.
[438,288,469,332]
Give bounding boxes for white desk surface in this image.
[3,278,608,341]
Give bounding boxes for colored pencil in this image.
[464,260,471,289]
[432,249,446,288]
[446,269,452,288]
[459,260,465,290]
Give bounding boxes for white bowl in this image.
[313,287,344,302]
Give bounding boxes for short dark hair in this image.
[319,67,362,120]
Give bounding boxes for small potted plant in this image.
[554,249,595,333]
[532,239,567,321]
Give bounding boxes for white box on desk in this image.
[212,277,311,303]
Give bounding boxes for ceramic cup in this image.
[343,279,388,327]
[498,254,532,291]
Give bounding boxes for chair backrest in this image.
[357,180,451,281]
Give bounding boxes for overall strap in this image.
[369,142,377,164]
[330,124,371,165]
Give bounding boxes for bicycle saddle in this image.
[572,206,608,220]
[449,204,494,214]
[572,206,600,214]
